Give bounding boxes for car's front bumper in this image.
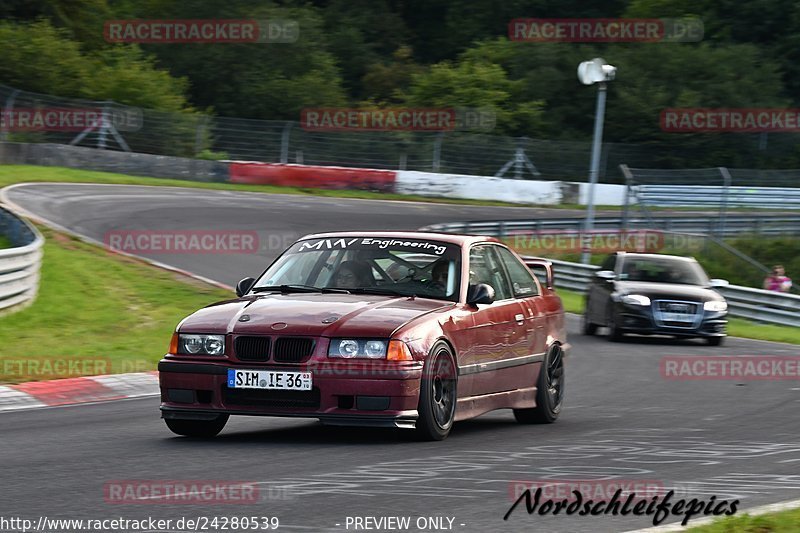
[613,303,727,338]
[158,359,423,429]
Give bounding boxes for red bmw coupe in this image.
[159,232,568,440]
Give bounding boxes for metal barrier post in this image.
[719,167,732,238]
[1,89,19,142]
[620,164,633,231]
[432,132,443,172]
[280,121,292,164]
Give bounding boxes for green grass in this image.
[557,288,800,345]
[0,235,11,249]
[0,227,231,384]
[686,507,800,532]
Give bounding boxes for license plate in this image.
[667,304,691,313]
[227,369,312,390]
[662,312,693,322]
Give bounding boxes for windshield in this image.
[252,237,462,301]
[619,257,709,286]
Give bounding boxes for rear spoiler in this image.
[521,256,554,290]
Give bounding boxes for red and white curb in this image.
[0,371,159,412]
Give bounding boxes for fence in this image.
[0,205,43,314]
[548,259,800,328]
[6,84,800,182]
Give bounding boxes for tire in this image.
[706,336,724,346]
[514,344,564,424]
[416,342,458,441]
[607,308,624,342]
[164,414,229,437]
[582,313,598,336]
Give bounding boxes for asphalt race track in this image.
[3,183,800,532]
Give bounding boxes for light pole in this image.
[578,58,616,264]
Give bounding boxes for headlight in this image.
[177,334,225,356]
[704,300,728,312]
[621,294,651,306]
[329,339,388,359]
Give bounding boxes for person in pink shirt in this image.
[763,265,793,292]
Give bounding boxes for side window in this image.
[469,245,512,300]
[601,254,616,272]
[494,246,540,297]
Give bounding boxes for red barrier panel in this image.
[229,162,396,192]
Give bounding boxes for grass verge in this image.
[0,226,231,384]
[557,288,800,344]
[686,507,800,532]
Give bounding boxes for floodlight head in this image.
[578,58,616,85]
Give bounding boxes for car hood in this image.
[615,281,723,302]
[178,293,451,337]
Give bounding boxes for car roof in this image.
[297,231,503,247]
[617,252,697,262]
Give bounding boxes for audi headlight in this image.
[177,334,226,356]
[704,300,728,312]
[329,339,388,359]
[621,294,651,306]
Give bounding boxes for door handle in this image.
[515,313,524,325]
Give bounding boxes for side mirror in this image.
[236,277,256,297]
[467,283,495,306]
[709,278,729,288]
[596,270,616,281]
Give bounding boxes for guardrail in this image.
[634,185,800,209]
[546,259,800,328]
[0,205,43,314]
[421,215,800,237]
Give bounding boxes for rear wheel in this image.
[582,313,598,335]
[514,344,564,424]
[416,342,458,441]
[164,415,229,437]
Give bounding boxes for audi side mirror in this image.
[596,270,616,281]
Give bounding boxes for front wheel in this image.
[165,414,229,437]
[514,344,564,424]
[416,342,458,441]
[706,336,725,347]
[607,308,624,342]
